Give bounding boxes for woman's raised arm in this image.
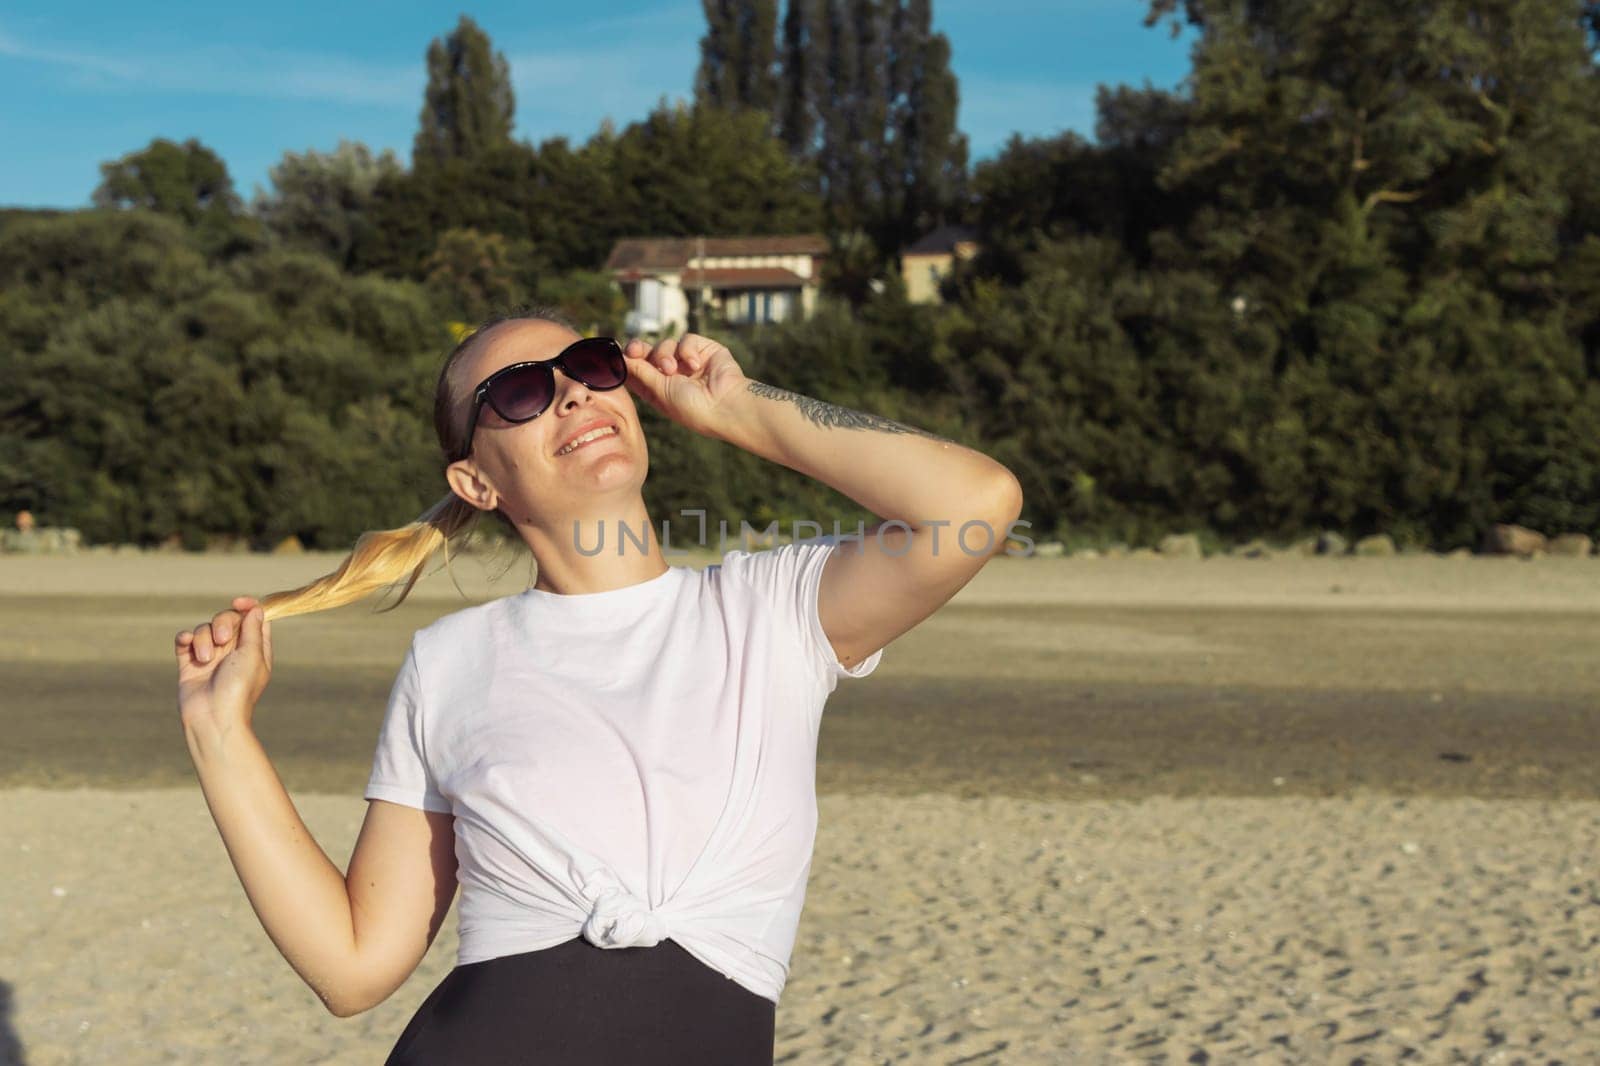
[623,335,1024,670]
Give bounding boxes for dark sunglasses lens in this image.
[487,364,555,421]
[562,339,627,388]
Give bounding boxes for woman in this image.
[173,306,1023,1064]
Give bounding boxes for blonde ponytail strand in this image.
[243,303,574,624]
[256,492,484,622]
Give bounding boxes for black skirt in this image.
[383,936,777,1065]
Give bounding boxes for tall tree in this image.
[776,0,814,154]
[887,0,968,245]
[760,0,967,252]
[696,0,780,111]
[413,16,516,171]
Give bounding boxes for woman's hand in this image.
[622,334,749,440]
[175,595,274,737]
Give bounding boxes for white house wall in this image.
[619,252,822,334]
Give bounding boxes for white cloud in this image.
[0,24,141,80]
[0,21,420,107]
[1,11,1126,163]
[0,13,699,127]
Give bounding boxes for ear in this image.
[445,459,498,512]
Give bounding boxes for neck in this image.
[518,495,669,595]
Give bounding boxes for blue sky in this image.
[0,1,1198,209]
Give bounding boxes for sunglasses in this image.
[453,336,629,462]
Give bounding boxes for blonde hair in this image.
[256,304,579,622]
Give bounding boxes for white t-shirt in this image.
[364,536,883,1004]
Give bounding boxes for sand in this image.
[1,550,1597,1063]
[4,789,1597,1064]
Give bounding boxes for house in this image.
[605,234,829,334]
[900,225,979,304]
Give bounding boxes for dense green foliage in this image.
[0,211,447,549]
[2,0,1598,550]
[352,103,823,283]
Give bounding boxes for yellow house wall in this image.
[902,252,955,303]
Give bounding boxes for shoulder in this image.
[718,535,842,576]
[409,595,519,676]
[712,537,837,598]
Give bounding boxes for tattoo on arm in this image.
[746,381,951,442]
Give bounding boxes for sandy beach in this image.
[1,550,1597,1063]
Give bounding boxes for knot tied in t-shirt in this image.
[578,871,670,949]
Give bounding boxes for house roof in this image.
[904,224,980,256]
[688,267,810,290]
[606,234,829,272]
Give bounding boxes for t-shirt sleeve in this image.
[723,535,885,684]
[364,640,452,814]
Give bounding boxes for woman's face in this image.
[445,319,647,527]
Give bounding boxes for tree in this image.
[776,0,814,154]
[610,102,823,239]
[93,138,242,222]
[535,270,630,336]
[762,0,967,254]
[885,0,968,246]
[92,138,264,259]
[696,0,780,111]
[357,102,822,281]
[423,227,527,322]
[252,140,403,267]
[968,87,1187,283]
[1138,0,1600,542]
[413,15,516,171]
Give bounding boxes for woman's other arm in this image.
[177,598,458,1016]
[622,336,1024,671]
[712,380,1023,668]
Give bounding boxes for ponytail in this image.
[251,302,576,622]
[256,492,487,622]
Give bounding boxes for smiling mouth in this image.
[555,425,620,456]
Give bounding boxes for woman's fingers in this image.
[190,622,216,663]
[174,597,258,665]
[237,605,269,667]
[651,338,679,375]
[626,336,705,377]
[676,334,715,371]
[621,345,668,408]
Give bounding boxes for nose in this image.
[552,366,599,413]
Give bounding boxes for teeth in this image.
[558,426,617,455]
